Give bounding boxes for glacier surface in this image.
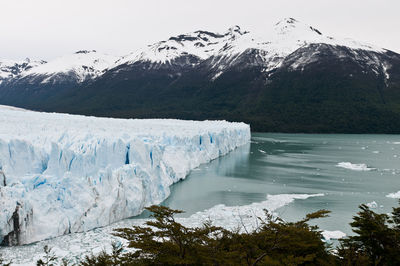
[0,106,250,245]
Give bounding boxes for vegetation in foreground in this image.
[1,202,400,265]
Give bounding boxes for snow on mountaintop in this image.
[215,18,385,65]
[117,17,385,68]
[117,25,249,65]
[269,17,383,53]
[0,18,388,83]
[21,50,119,82]
[0,58,45,83]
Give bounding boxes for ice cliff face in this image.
[0,106,250,245]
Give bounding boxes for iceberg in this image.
[336,162,375,171]
[0,106,250,245]
[386,191,400,199]
[321,230,346,241]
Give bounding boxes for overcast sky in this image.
[1,0,399,60]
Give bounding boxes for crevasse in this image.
[0,106,250,245]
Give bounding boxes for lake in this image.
[163,133,400,235]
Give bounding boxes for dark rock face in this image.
[1,204,34,246]
[0,171,6,186]
[1,206,21,246]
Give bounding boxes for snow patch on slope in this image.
[0,106,250,245]
[117,26,248,66]
[213,18,385,74]
[21,50,119,83]
[0,59,45,83]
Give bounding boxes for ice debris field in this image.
[2,193,345,265]
[0,105,250,245]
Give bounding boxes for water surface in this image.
[163,133,400,235]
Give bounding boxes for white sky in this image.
[1,0,399,60]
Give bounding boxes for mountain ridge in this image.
[0,18,399,133]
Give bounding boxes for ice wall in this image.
[0,106,250,245]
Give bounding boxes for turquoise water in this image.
[162,133,400,235]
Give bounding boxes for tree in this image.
[110,205,335,265]
[81,242,125,266]
[221,209,335,265]
[338,202,400,265]
[36,245,57,266]
[113,205,227,265]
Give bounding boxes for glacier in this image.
[0,105,250,245]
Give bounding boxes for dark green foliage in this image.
[81,242,125,266]
[338,201,400,265]
[214,209,334,265]
[83,202,400,265]
[36,245,57,266]
[113,205,228,265]
[85,205,335,265]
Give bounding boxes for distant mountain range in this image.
[1,18,400,133]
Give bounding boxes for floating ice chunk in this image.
[336,162,375,171]
[387,191,400,199]
[366,201,378,208]
[322,230,346,240]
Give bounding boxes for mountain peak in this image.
[277,17,298,25]
[226,25,248,37]
[274,17,302,32]
[75,50,97,54]
[274,17,300,29]
[273,17,324,37]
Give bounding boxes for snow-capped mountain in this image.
[204,18,387,77]
[117,25,248,66]
[0,18,390,85]
[0,18,400,133]
[9,50,119,85]
[115,18,385,73]
[0,58,45,84]
[0,50,120,109]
